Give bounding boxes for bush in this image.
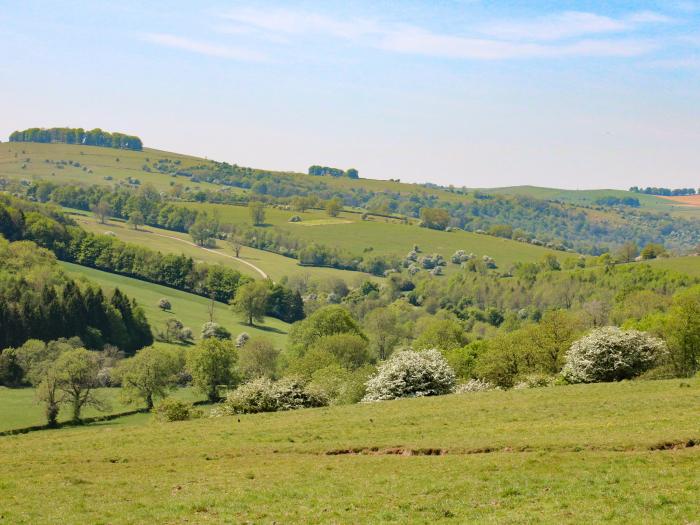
[513,373,555,389]
[201,322,231,340]
[158,298,172,311]
[215,376,327,415]
[363,349,456,402]
[235,332,250,348]
[454,378,497,393]
[153,398,202,422]
[562,327,667,383]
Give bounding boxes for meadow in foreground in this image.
[1,377,698,523]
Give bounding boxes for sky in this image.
[1,1,699,189]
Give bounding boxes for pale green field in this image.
[70,211,377,284]
[180,202,565,269]
[0,378,698,523]
[0,386,201,432]
[642,256,700,278]
[60,261,290,347]
[0,142,227,193]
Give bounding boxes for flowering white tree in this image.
[562,326,666,383]
[363,349,456,402]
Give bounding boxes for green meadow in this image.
[179,201,565,270]
[60,261,290,347]
[0,377,698,523]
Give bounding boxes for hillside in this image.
[3,142,700,255]
[61,262,290,346]
[1,378,698,523]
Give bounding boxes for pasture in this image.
[0,377,698,523]
[60,262,290,347]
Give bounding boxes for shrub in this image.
[454,378,497,393]
[158,298,172,311]
[513,373,555,389]
[562,327,667,383]
[215,376,327,415]
[363,349,456,402]
[201,322,231,340]
[288,215,302,222]
[153,398,202,422]
[235,332,250,348]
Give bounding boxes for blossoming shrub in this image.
[455,378,497,393]
[562,326,667,383]
[362,349,456,402]
[214,377,327,415]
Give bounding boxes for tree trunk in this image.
[72,397,81,423]
[146,392,154,411]
[46,403,59,428]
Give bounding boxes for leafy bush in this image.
[214,376,327,415]
[157,298,171,311]
[562,327,667,383]
[363,349,456,402]
[153,398,202,422]
[513,373,555,389]
[201,322,232,340]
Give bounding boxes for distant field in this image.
[61,261,290,347]
[658,195,700,207]
[0,386,201,432]
[641,256,700,278]
[1,378,698,523]
[70,210,377,284]
[0,142,227,193]
[180,202,565,270]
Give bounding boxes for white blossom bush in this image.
[212,377,327,415]
[362,349,456,402]
[201,322,231,340]
[235,332,250,348]
[454,378,497,393]
[562,326,667,383]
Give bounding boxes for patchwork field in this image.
[659,195,700,207]
[0,377,698,523]
[70,210,378,284]
[60,262,291,347]
[179,202,565,270]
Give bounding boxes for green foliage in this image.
[116,346,182,410]
[52,348,106,423]
[419,207,450,230]
[153,397,202,422]
[232,281,270,326]
[10,127,143,150]
[186,338,238,402]
[288,305,366,356]
[238,338,279,380]
[249,201,265,226]
[216,376,327,415]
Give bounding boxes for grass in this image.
[1,377,698,522]
[642,256,700,278]
[179,202,566,270]
[0,386,201,432]
[60,261,290,347]
[69,210,379,284]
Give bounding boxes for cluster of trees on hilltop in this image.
[308,165,359,179]
[594,196,640,207]
[9,127,143,151]
[0,237,152,354]
[630,186,698,196]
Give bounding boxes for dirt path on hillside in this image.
[150,232,269,279]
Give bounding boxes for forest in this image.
[9,127,143,151]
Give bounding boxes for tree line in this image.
[629,186,698,196]
[9,127,143,151]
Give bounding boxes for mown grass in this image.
[1,378,698,523]
[180,202,565,270]
[60,261,290,347]
[0,386,201,432]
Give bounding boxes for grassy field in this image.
[642,256,700,278]
[0,142,228,194]
[0,377,698,523]
[70,210,379,284]
[0,385,201,432]
[61,261,290,347]
[179,202,565,270]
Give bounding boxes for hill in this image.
[1,377,698,523]
[61,262,290,347]
[3,141,699,255]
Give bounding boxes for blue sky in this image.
[1,1,699,188]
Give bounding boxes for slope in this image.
[0,377,698,523]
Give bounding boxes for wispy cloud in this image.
[479,11,671,42]
[142,33,267,61]
[216,7,662,60]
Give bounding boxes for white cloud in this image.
[142,33,267,61]
[479,11,671,42]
